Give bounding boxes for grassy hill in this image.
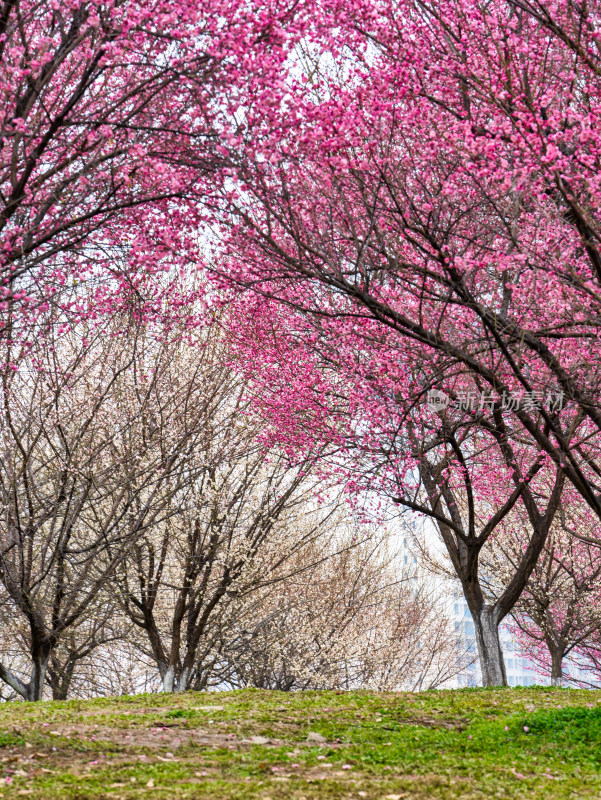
[0,686,600,798]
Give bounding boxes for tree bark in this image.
[48,662,74,701]
[26,648,51,701]
[161,665,191,692]
[550,646,564,686]
[472,605,507,687]
[161,665,175,693]
[175,666,190,693]
[0,661,28,699]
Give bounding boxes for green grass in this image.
[0,686,600,798]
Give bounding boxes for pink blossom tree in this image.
[197,0,601,684]
[223,292,573,685]
[214,0,601,519]
[484,492,601,685]
[0,0,312,326]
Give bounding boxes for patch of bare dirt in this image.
[22,723,295,751]
[79,706,174,718]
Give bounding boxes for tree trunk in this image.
[0,649,51,701]
[473,605,507,687]
[175,666,190,693]
[550,646,564,686]
[162,665,175,693]
[48,656,76,700]
[51,685,69,701]
[27,652,50,701]
[161,664,191,693]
